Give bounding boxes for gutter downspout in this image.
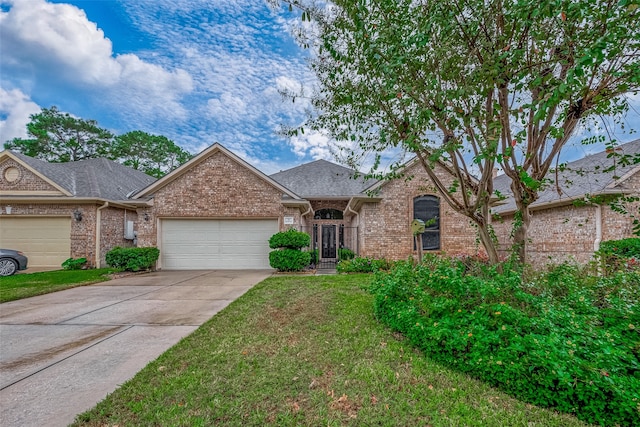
[347,203,360,255]
[95,201,109,268]
[594,204,602,252]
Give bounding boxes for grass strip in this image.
[72,274,590,426]
[0,269,114,303]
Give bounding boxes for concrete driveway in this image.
[0,269,272,427]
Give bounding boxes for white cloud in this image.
[0,0,193,124]
[0,88,41,145]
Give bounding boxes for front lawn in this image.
[72,274,588,426]
[0,269,114,303]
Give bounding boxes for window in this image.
[413,195,440,250]
[314,209,343,220]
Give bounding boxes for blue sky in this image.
[0,0,638,175]
[0,0,327,173]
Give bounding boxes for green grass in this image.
[72,275,590,426]
[0,269,114,303]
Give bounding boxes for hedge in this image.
[105,247,159,271]
[368,258,640,426]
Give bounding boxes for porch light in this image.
[73,209,83,222]
[143,213,150,222]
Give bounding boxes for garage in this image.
[0,217,71,267]
[160,219,278,270]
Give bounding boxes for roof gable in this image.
[0,150,156,199]
[270,159,373,198]
[134,143,301,200]
[0,150,71,196]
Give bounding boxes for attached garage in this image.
[0,217,71,267]
[160,219,278,270]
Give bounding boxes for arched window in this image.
[314,208,343,220]
[413,195,440,250]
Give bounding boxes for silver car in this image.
[0,249,28,276]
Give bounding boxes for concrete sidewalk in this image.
[0,270,272,427]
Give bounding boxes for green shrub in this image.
[337,257,394,273]
[599,237,640,258]
[105,247,159,271]
[307,248,319,265]
[62,257,87,270]
[338,247,356,261]
[268,229,310,249]
[368,258,640,426]
[595,238,640,275]
[269,249,311,272]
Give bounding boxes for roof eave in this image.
[0,196,148,209]
[491,188,633,215]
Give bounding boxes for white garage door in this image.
[0,217,71,267]
[160,219,278,269]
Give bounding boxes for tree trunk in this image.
[476,220,500,264]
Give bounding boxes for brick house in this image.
[491,139,640,265]
[1,140,638,269]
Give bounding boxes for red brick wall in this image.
[492,169,640,266]
[1,159,61,192]
[99,207,137,267]
[357,162,480,260]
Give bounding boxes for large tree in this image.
[4,106,113,162]
[274,0,640,263]
[110,130,191,178]
[4,106,191,178]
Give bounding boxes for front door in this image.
[322,225,337,258]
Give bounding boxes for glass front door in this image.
[321,225,337,258]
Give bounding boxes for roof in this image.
[270,159,373,198]
[5,151,157,199]
[492,139,640,213]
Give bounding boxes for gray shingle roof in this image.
[9,151,156,199]
[492,139,640,213]
[270,159,373,198]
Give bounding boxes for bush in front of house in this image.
[338,247,356,261]
[269,249,312,272]
[595,237,640,274]
[268,229,310,250]
[61,257,87,270]
[106,247,159,271]
[307,248,319,265]
[337,256,394,273]
[269,229,311,272]
[367,256,640,426]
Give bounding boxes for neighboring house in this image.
[491,139,640,265]
[0,151,155,268]
[1,140,638,270]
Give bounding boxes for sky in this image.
[0,0,638,175]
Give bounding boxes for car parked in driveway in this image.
[0,249,28,276]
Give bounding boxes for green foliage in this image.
[599,238,640,259]
[269,249,311,272]
[105,247,159,272]
[368,257,640,426]
[337,257,394,273]
[595,238,640,275]
[3,106,190,178]
[338,247,356,261]
[279,0,640,264]
[110,130,191,178]
[268,229,310,249]
[307,248,319,264]
[61,257,87,270]
[4,106,113,161]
